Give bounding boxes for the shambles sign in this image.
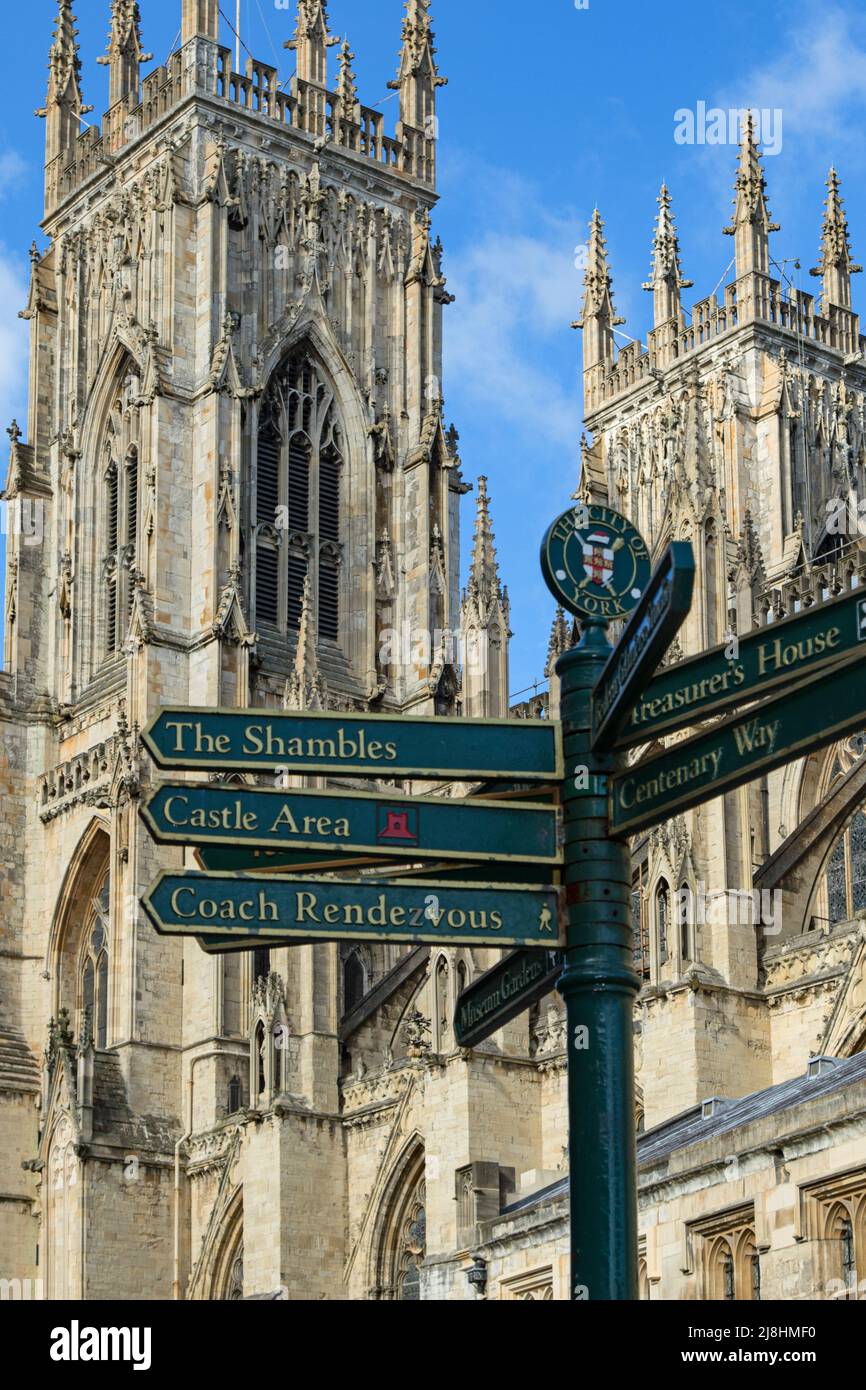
[142,872,565,949]
[142,707,562,782]
[142,782,560,866]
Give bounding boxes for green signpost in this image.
[142,782,560,866]
[613,585,866,751]
[142,871,565,950]
[591,541,695,750]
[135,485,866,1302]
[539,502,653,1302]
[609,648,866,837]
[142,706,562,781]
[453,948,564,1048]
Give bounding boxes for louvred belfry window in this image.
[101,374,142,658]
[253,348,343,641]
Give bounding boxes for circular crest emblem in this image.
[540,503,651,619]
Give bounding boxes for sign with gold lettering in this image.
[142,707,562,781]
[613,587,866,751]
[591,541,695,750]
[540,503,651,620]
[142,783,561,866]
[609,651,866,836]
[454,948,564,1048]
[141,873,565,949]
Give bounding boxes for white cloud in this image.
[444,218,583,453]
[724,4,866,159]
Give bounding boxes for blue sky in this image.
[4,0,866,695]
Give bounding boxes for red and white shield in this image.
[580,530,615,587]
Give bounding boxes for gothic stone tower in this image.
[576,119,866,1131]
[0,1,520,1301]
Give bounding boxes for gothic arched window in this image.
[655,880,670,967]
[101,377,142,658]
[397,1176,426,1302]
[343,949,366,1015]
[679,881,693,961]
[826,810,866,925]
[78,874,110,1048]
[253,348,344,643]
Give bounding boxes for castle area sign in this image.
[142,707,562,781]
[142,783,561,866]
[142,873,565,949]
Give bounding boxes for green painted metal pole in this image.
[557,619,640,1300]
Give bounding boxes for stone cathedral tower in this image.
[0,0,522,1302]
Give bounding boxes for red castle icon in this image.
[377,807,420,844]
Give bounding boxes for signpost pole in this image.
[558,619,640,1301]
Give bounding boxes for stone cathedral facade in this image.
[0,1,864,1303]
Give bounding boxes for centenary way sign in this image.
[591,541,695,751]
[453,948,564,1049]
[142,782,561,866]
[609,648,866,837]
[613,585,866,751]
[142,706,562,782]
[141,872,565,950]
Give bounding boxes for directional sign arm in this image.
[609,649,866,837]
[591,541,695,751]
[613,587,866,751]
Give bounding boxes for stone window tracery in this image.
[254,348,344,642]
[78,874,110,1048]
[101,372,142,658]
[396,1177,426,1302]
[694,1210,760,1300]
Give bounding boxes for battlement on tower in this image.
[579,123,865,418]
[41,1,445,218]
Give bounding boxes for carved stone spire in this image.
[97,2,153,108]
[546,608,572,676]
[37,1,91,173]
[286,1,338,87]
[336,39,359,118]
[642,183,692,327]
[460,477,510,719]
[723,112,779,277]
[388,1,447,180]
[810,168,862,313]
[466,476,504,610]
[284,573,327,710]
[574,209,623,369]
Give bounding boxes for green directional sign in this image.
[142,783,560,865]
[614,586,866,751]
[142,872,565,949]
[142,706,562,781]
[591,541,695,750]
[610,651,866,837]
[454,948,564,1048]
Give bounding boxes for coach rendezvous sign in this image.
[142,873,565,949]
